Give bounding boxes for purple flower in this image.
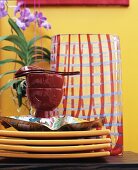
[14,1,24,16]
[0,0,8,18]
[0,10,7,18]
[16,18,26,30]
[34,11,51,29]
[34,12,46,26]
[41,21,51,29]
[16,8,35,30]
[0,0,51,31]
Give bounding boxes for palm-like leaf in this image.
[0,79,22,93]
[0,18,51,107]
[0,59,25,66]
[0,35,27,52]
[28,46,51,57]
[28,35,51,48]
[30,54,50,65]
[0,70,16,79]
[17,82,23,107]
[8,18,25,40]
[1,46,26,61]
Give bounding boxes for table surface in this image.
[0,151,138,170]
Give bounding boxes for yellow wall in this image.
[0,0,138,152]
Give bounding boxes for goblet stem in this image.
[35,109,58,118]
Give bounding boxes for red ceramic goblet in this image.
[26,72,64,118]
[15,66,79,118]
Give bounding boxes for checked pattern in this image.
[50,34,123,155]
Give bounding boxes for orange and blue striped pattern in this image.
[50,34,123,155]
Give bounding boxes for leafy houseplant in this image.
[0,0,51,108]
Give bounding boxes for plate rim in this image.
[0,143,111,153]
[0,150,110,159]
[0,129,110,138]
[0,138,111,146]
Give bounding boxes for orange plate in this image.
[0,129,110,138]
[0,138,111,146]
[0,150,110,159]
[0,143,111,153]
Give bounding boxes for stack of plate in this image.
[0,129,111,159]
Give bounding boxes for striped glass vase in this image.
[50,34,123,155]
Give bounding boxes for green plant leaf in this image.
[0,70,16,79]
[29,51,50,60]
[0,79,22,93]
[1,46,26,61]
[17,83,22,107]
[0,59,25,66]
[8,18,25,40]
[0,36,8,41]
[0,35,27,52]
[28,35,51,48]
[28,46,51,57]
[30,55,50,65]
[34,55,50,61]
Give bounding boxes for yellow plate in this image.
[0,138,111,146]
[0,150,110,159]
[0,129,110,138]
[0,143,111,153]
